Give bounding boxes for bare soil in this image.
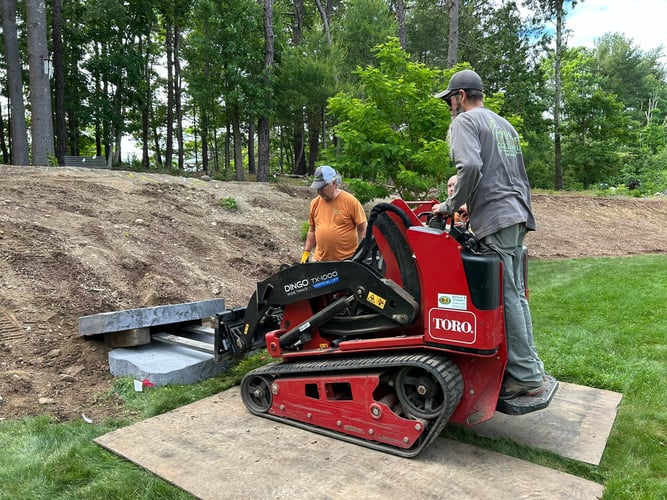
[1,165,666,423]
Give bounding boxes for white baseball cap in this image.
[311,165,338,189]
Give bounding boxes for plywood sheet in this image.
[96,387,604,500]
[473,382,622,465]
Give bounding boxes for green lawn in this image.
[0,255,665,499]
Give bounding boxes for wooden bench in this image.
[62,155,110,168]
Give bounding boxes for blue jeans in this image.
[479,223,544,384]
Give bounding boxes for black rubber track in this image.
[240,352,464,458]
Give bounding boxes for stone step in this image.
[78,299,225,336]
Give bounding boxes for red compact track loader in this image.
[222,198,557,458]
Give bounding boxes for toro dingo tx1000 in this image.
[222,198,557,458]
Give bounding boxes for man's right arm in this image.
[301,227,316,263]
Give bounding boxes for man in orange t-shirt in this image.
[301,166,368,263]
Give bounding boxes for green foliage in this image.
[534,33,667,192]
[594,33,667,125]
[556,48,639,189]
[47,153,59,167]
[333,0,398,80]
[404,0,449,67]
[218,197,239,211]
[300,220,310,241]
[182,0,265,175]
[345,178,390,205]
[394,169,431,200]
[79,0,151,159]
[11,0,665,192]
[639,149,667,194]
[273,30,342,144]
[326,38,453,193]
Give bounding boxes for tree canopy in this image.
[1,0,666,195]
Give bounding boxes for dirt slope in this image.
[0,165,666,422]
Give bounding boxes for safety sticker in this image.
[366,291,387,309]
[437,293,467,310]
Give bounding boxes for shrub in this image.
[218,197,239,211]
[300,221,310,240]
[345,178,389,205]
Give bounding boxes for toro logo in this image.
[428,308,477,344]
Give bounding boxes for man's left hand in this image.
[432,203,448,216]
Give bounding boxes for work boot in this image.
[499,374,545,400]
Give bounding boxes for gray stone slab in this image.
[96,387,604,500]
[108,340,231,386]
[472,382,622,465]
[78,299,225,336]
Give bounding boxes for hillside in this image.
[1,165,666,422]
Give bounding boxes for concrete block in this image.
[79,299,225,336]
[108,341,231,386]
[104,328,151,347]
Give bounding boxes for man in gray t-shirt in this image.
[432,69,546,399]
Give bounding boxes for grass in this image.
[1,255,666,499]
[444,254,667,498]
[0,354,269,500]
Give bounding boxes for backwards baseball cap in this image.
[434,69,484,101]
[311,165,338,189]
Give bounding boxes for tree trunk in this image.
[51,0,67,165]
[94,43,103,157]
[111,81,123,166]
[201,105,209,174]
[308,120,320,174]
[447,0,459,68]
[192,105,198,170]
[553,0,564,190]
[248,121,256,175]
[232,107,244,181]
[257,0,274,182]
[142,37,151,168]
[212,113,219,173]
[258,116,270,180]
[25,0,55,165]
[113,126,122,166]
[165,24,174,169]
[291,0,306,175]
[174,27,184,171]
[293,123,306,175]
[395,0,406,50]
[314,0,331,45]
[293,0,303,45]
[0,100,9,163]
[67,110,79,155]
[1,0,30,164]
[224,120,231,178]
[151,118,163,168]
